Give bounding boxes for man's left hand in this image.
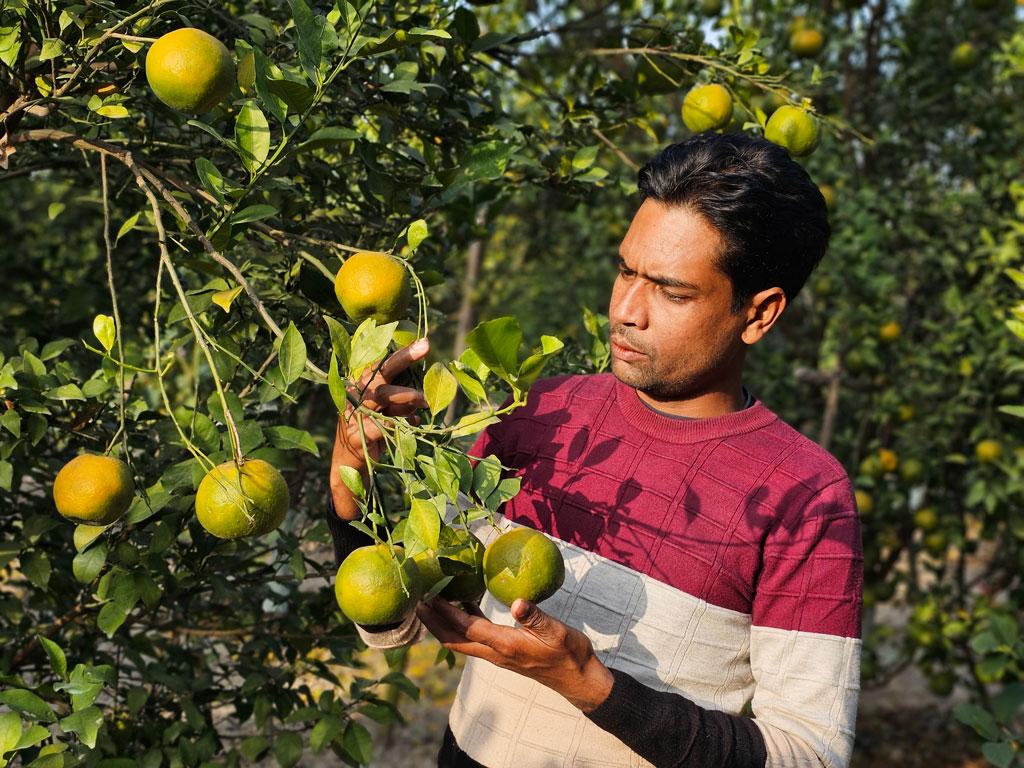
[416,597,615,713]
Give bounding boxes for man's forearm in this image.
[329,419,371,522]
[585,669,767,768]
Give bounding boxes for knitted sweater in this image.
[327,373,863,768]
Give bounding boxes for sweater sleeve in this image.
[585,669,768,768]
[748,477,863,768]
[325,494,428,649]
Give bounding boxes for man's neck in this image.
[635,384,747,419]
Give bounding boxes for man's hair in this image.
[637,132,830,313]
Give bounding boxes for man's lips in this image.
[610,337,646,358]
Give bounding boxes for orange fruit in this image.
[764,106,819,156]
[483,528,565,607]
[413,527,486,603]
[949,42,979,71]
[334,251,411,324]
[818,184,836,211]
[913,507,938,531]
[878,320,901,343]
[195,459,289,538]
[975,439,1003,463]
[789,28,825,58]
[145,28,235,114]
[682,84,733,133]
[53,454,134,525]
[878,448,899,474]
[335,544,422,627]
[854,490,874,516]
[900,458,924,483]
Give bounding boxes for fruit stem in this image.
[100,153,130,463]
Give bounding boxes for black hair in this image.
[637,132,830,313]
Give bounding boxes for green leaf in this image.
[273,731,304,768]
[472,455,502,500]
[1,409,20,437]
[14,724,49,750]
[450,413,499,439]
[571,145,599,170]
[517,335,564,389]
[287,0,323,85]
[0,24,22,69]
[195,158,229,205]
[466,316,521,379]
[325,316,351,369]
[328,353,349,413]
[48,202,65,220]
[21,550,50,589]
[0,460,12,491]
[211,286,243,313]
[44,384,84,401]
[95,104,130,119]
[115,212,140,242]
[40,338,75,360]
[450,364,486,404]
[265,425,319,456]
[953,702,1001,741]
[989,614,1019,647]
[59,706,102,749]
[240,735,270,762]
[338,466,364,499]
[423,362,457,417]
[349,319,398,380]
[311,715,341,752]
[235,101,271,175]
[39,38,65,62]
[342,720,372,765]
[230,204,278,224]
[72,543,107,584]
[407,219,429,250]
[38,635,67,680]
[298,126,360,152]
[0,689,55,722]
[279,322,307,386]
[92,314,115,353]
[266,77,314,114]
[997,404,1024,419]
[981,742,1014,768]
[406,497,441,553]
[459,140,513,182]
[0,712,22,757]
[96,601,130,638]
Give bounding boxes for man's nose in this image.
[612,279,649,330]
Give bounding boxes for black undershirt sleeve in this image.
[585,668,768,768]
[324,493,375,568]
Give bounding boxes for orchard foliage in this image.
[0,1,1022,767]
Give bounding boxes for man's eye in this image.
[665,293,688,303]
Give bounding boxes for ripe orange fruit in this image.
[53,454,134,525]
[483,528,565,607]
[818,184,836,211]
[412,527,486,603]
[764,106,819,157]
[789,28,825,58]
[949,42,979,71]
[335,544,422,627]
[195,459,289,539]
[334,251,411,324]
[682,84,733,133]
[877,448,899,474]
[913,507,938,531]
[878,320,901,343]
[975,439,1003,463]
[145,28,236,114]
[854,490,873,516]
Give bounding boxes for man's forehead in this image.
[620,200,723,276]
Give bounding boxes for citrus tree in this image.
[0,1,844,765]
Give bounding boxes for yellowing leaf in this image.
[211,286,243,313]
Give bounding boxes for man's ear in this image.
[741,287,787,345]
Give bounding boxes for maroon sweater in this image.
[328,373,863,768]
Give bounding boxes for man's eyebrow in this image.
[616,254,701,292]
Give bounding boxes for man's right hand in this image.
[330,337,430,520]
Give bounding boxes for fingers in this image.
[378,338,430,383]
[427,598,511,648]
[416,601,500,662]
[371,384,428,413]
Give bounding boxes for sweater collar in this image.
[612,375,778,444]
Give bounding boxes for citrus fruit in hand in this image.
[789,28,825,58]
[145,28,236,114]
[483,527,565,607]
[975,439,1003,463]
[195,459,289,539]
[53,454,134,525]
[682,84,733,133]
[335,544,422,627]
[334,251,411,324]
[764,105,819,157]
[413,527,486,603]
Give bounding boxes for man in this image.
[326,132,862,768]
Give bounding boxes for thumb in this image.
[512,599,554,636]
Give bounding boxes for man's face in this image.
[608,199,750,400]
